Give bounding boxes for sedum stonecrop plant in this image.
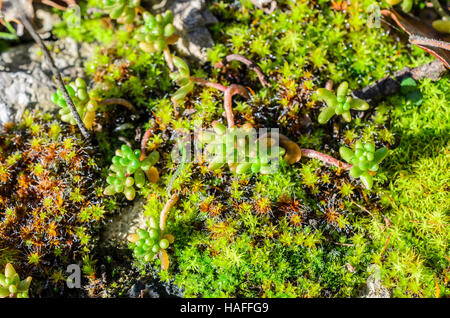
[339,141,389,189]
[104,144,159,200]
[102,0,141,24]
[386,0,413,13]
[198,122,284,175]
[135,10,177,53]
[51,78,97,129]
[170,56,194,103]
[316,81,369,124]
[0,263,32,298]
[127,217,173,263]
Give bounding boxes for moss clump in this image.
[49,0,448,299]
[0,112,108,295]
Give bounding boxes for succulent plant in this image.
[52,78,98,128]
[316,81,370,124]
[339,141,388,189]
[104,144,159,200]
[0,263,32,298]
[102,0,141,24]
[198,122,284,175]
[432,18,450,34]
[135,10,177,53]
[386,0,413,13]
[127,217,174,263]
[170,56,195,103]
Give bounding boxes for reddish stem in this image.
[190,77,228,92]
[41,0,69,11]
[224,84,249,128]
[301,148,352,170]
[140,125,155,161]
[216,54,271,88]
[98,98,138,114]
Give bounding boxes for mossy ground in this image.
[1,0,448,297]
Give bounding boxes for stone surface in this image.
[359,265,391,298]
[0,37,93,124]
[128,278,184,298]
[144,0,218,62]
[101,198,148,244]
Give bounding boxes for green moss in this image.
[44,0,448,298]
[370,77,450,297]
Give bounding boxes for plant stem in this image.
[17,11,91,140]
[216,54,271,87]
[300,148,352,170]
[223,84,249,128]
[430,0,450,18]
[164,47,174,72]
[140,124,155,161]
[98,98,138,114]
[190,76,228,92]
[41,0,69,11]
[160,193,179,233]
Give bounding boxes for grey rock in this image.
[101,197,148,244]
[144,0,218,62]
[128,279,183,298]
[359,264,391,298]
[0,37,93,124]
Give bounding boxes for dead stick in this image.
[301,148,352,170]
[17,11,90,140]
[352,59,447,104]
[409,35,450,51]
[224,84,249,128]
[216,54,271,87]
[160,193,179,233]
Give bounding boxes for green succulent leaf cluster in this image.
[104,144,159,200]
[51,78,96,126]
[102,0,141,24]
[0,263,32,298]
[0,16,19,41]
[129,222,171,262]
[316,81,370,124]
[135,10,176,53]
[170,56,195,103]
[340,141,388,189]
[386,0,413,13]
[198,122,285,175]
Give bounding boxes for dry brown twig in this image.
[14,1,90,139]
